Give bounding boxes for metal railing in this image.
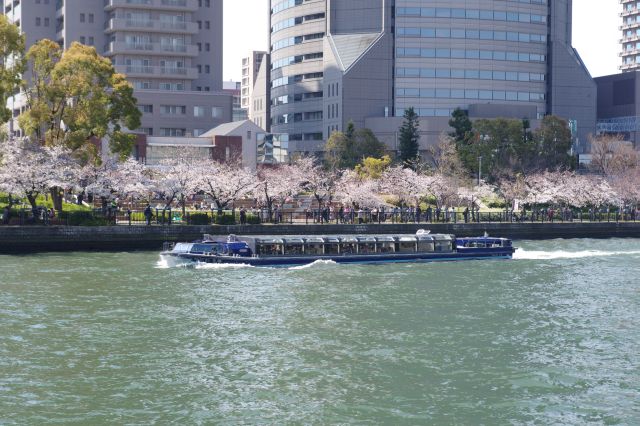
[2,207,639,227]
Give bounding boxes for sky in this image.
[222,0,620,82]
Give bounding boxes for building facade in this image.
[269,0,327,152]
[595,71,640,147]
[3,0,231,139]
[621,0,640,72]
[262,0,596,155]
[241,51,267,113]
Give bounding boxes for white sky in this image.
[223,0,620,82]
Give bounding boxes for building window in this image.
[88,36,94,46]
[194,129,205,136]
[80,13,85,23]
[160,105,186,115]
[44,18,50,27]
[205,65,210,73]
[160,128,186,137]
[197,65,202,73]
[205,43,210,51]
[88,14,94,24]
[194,106,205,117]
[197,21,202,30]
[36,17,41,26]
[205,21,210,30]
[197,43,202,52]
[205,0,210,6]
[138,104,153,113]
[80,36,85,44]
[212,107,223,118]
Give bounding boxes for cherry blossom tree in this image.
[0,138,79,211]
[199,160,257,214]
[380,165,424,206]
[81,157,151,211]
[151,150,203,214]
[254,164,305,219]
[335,171,387,209]
[294,157,338,210]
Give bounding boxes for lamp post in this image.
[477,156,482,185]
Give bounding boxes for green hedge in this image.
[58,211,111,226]
[189,213,211,225]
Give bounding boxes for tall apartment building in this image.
[3,0,231,139]
[621,0,640,72]
[241,51,267,113]
[264,0,596,155]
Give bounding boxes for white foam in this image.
[288,259,338,270]
[514,248,640,260]
[194,262,254,270]
[155,255,195,269]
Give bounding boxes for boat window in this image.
[341,242,357,254]
[435,241,453,252]
[358,242,376,254]
[305,242,324,255]
[257,243,283,256]
[324,243,340,255]
[284,243,303,255]
[418,240,435,252]
[191,243,213,254]
[173,243,193,253]
[398,241,416,253]
[377,242,395,253]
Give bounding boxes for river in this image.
[1,238,639,424]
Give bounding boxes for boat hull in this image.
[161,248,515,268]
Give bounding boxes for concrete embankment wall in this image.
[1,222,639,254]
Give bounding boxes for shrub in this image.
[58,211,111,226]
[213,213,236,225]
[189,213,211,225]
[246,214,261,225]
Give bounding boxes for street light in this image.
[477,156,482,185]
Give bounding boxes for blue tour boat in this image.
[161,231,516,267]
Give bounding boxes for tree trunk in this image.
[26,193,38,210]
[50,187,63,211]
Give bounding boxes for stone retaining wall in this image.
[0,222,639,253]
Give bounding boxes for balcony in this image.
[105,41,198,56]
[115,64,198,79]
[105,18,198,34]
[104,0,197,12]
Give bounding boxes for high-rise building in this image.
[621,0,640,72]
[241,51,267,113]
[3,0,231,139]
[269,0,327,152]
[265,0,596,154]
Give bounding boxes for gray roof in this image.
[200,120,263,138]
[330,33,381,72]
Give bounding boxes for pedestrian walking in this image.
[144,204,153,225]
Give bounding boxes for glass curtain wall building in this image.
[269,0,327,152]
[264,0,595,154]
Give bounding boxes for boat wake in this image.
[155,255,191,269]
[288,259,338,270]
[194,262,254,270]
[514,248,640,260]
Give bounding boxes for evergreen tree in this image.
[448,108,472,142]
[398,107,420,167]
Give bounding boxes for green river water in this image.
[0,238,639,424]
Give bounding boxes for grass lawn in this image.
[0,193,92,212]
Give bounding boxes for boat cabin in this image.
[455,237,512,249]
[240,234,455,257]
